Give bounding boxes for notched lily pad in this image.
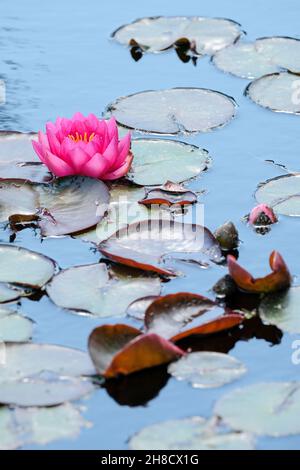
[227,251,291,294]
[0,403,89,450]
[255,174,300,216]
[0,306,34,342]
[88,324,185,378]
[0,132,52,182]
[46,263,161,317]
[99,220,222,275]
[215,382,300,436]
[245,72,300,114]
[128,139,210,186]
[259,286,300,334]
[139,184,197,207]
[106,88,237,135]
[168,352,246,388]
[0,245,55,288]
[129,416,254,450]
[0,176,110,236]
[112,16,243,55]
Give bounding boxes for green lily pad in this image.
[112,16,242,55]
[0,404,89,450]
[0,306,34,342]
[215,382,300,436]
[0,245,55,288]
[259,286,300,334]
[46,263,161,317]
[213,42,279,79]
[245,72,300,114]
[0,176,110,236]
[0,132,52,182]
[128,139,210,185]
[255,174,300,216]
[106,88,237,135]
[129,416,254,450]
[168,352,247,388]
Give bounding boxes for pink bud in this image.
[248,204,277,226]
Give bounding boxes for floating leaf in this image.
[99,220,222,275]
[0,176,110,236]
[0,306,34,342]
[128,139,210,185]
[255,36,300,73]
[112,16,242,55]
[259,286,300,334]
[0,343,95,407]
[88,324,184,378]
[0,245,55,288]
[0,132,51,182]
[0,404,89,450]
[255,174,300,216]
[168,352,246,388]
[171,311,244,342]
[245,72,300,114]
[129,416,254,450]
[227,251,291,294]
[212,42,279,79]
[139,188,197,207]
[215,382,300,436]
[144,293,216,338]
[106,88,237,135]
[46,263,161,317]
[0,283,29,303]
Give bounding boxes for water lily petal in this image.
[46,126,61,156]
[82,153,110,178]
[44,151,74,177]
[32,140,47,164]
[113,132,131,169]
[102,151,133,180]
[106,117,118,141]
[68,147,91,172]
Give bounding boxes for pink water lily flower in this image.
[32,113,132,180]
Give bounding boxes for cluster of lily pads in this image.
[1,14,300,451]
[112,16,300,115]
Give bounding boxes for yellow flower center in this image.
[68,132,95,143]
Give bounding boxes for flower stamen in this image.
[68,132,95,143]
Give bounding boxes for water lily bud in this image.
[213,274,237,298]
[248,204,277,226]
[214,221,239,251]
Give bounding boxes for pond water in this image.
[1,0,300,450]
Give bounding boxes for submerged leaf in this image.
[259,286,300,334]
[227,251,291,294]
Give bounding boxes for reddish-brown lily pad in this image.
[88,324,185,379]
[144,293,216,338]
[99,220,222,275]
[227,251,291,294]
[139,182,197,207]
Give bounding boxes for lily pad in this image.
[256,36,300,73]
[168,352,246,388]
[126,295,160,320]
[99,220,222,275]
[0,176,110,236]
[245,72,300,114]
[215,382,300,436]
[259,286,300,334]
[0,306,34,342]
[213,42,279,79]
[129,416,254,450]
[0,343,95,407]
[88,324,184,378]
[106,88,237,135]
[0,404,89,450]
[255,174,300,216]
[46,263,161,317]
[0,245,55,288]
[0,283,30,303]
[144,293,216,338]
[0,132,52,182]
[128,139,210,185]
[227,251,291,294]
[112,16,243,55]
